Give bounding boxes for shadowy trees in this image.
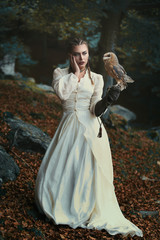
[1,0,160,84]
[0,0,36,74]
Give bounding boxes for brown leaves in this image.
[0,79,160,239]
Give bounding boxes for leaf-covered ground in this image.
[0,80,159,240]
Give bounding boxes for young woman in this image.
[35,38,143,237]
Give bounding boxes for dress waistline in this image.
[63,107,90,113]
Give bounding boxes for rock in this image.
[36,83,54,93]
[141,175,156,182]
[147,126,160,142]
[139,210,159,218]
[27,77,36,83]
[4,114,51,153]
[14,72,23,80]
[109,105,136,122]
[101,108,129,130]
[0,54,15,76]
[0,145,20,183]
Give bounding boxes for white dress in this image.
[35,67,143,237]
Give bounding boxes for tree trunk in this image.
[97,0,133,95]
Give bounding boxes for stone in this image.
[4,114,51,154]
[0,145,20,183]
[139,210,159,218]
[14,72,23,80]
[36,83,54,92]
[101,108,129,130]
[141,175,156,182]
[0,54,15,76]
[109,105,136,122]
[147,126,160,142]
[26,77,36,83]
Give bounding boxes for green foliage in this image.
[1,0,160,82]
[12,0,105,39]
[118,2,160,72]
[0,0,106,72]
[0,37,36,67]
[0,0,36,69]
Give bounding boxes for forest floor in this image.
[0,79,159,240]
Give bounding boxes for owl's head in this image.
[103,52,119,64]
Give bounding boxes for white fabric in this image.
[35,67,143,237]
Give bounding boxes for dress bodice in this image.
[52,67,104,115]
[62,77,94,113]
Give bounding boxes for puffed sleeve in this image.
[90,74,104,115]
[52,68,78,100]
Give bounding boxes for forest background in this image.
[0,0,160,129]
[0,1,160,239]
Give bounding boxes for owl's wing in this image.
[112,65,124,80]
[119,64,127,74]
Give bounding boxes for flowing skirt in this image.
[35,110,143,237]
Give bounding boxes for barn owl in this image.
[103,52,134,91]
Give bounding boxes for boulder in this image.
[101,107,130,130]
[147,126,160,142]
[36,83,54,93]
[27,77,36,83]
[109,105,136,122]
[139,210,159,218]
[141,175,156,182]
[0,145,20,183]
[0,54,15,76]
[4,114,51,153]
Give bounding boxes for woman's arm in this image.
[90,74,104,114]
[94,85,121,117]
[90,74,120,116]
[52,68,78,101]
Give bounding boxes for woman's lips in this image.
[79,61,85,65]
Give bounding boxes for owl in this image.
[103,52,134,91]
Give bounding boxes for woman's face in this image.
[71,44,89,70]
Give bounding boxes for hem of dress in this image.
[50,220,143,237]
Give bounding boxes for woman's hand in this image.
[105,85,121,105]
[70,54,80,78]
[95,85,121,117]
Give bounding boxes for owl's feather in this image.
[103,52,134,91]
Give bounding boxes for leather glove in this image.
[95,85,121,117]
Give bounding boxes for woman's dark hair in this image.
[68,38,94,85]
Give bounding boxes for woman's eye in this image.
[83,52,87,55]
[73,53,79,57]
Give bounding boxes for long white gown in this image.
[35,67,143,237]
